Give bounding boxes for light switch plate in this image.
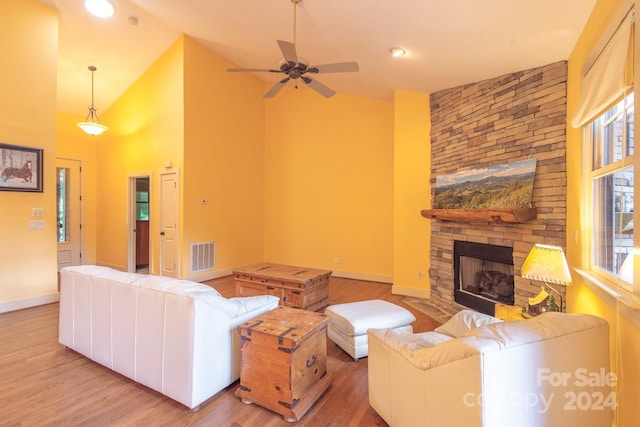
[29,220,45,230]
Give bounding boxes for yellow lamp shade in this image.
[521,244,572,286]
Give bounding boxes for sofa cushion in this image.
[434,309,502,337]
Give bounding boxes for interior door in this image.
[160,170,179,277]
[56,158,82,271]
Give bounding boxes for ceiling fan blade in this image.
[303,77,336,98]
[309,61,360,74]
[227,67,281,73]
[277,40,298,64]
[264,77,291,98]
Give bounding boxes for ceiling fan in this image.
[227,0,359,98]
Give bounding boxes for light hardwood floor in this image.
[0,276,440,426]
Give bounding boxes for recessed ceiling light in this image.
[389,47,407,57]
[83,0,115,19]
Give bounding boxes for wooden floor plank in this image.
[0,276,439,426]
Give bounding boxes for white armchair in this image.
[368,310,612,427]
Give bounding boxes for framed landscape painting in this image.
[0,143,43,192]
[433,159,537,209]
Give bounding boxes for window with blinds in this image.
[575,4,638,296]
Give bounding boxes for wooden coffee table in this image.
[235,306,333,422]
[233,263,331,311]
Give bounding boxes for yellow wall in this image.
[182,37,266,278]
[392,91,431,297]
[96,37,184,272]
[0,0,58,309]
[264,88,394,281]
[56,112,98,264]
[567,0,639,425]
[92,35,266,279]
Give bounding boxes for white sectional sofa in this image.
[368,310,611,427]
[58,265,279,410]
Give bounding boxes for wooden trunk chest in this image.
[233,263,331,311]
[235,306,333,422]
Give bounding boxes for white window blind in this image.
[571,10,634,128]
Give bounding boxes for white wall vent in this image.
[191,241,215,273]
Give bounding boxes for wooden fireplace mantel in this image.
[420,208,537,225]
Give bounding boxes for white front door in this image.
[160,170,179,277]
[56,158,82,271]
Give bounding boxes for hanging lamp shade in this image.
[77,66,108,136]
[77,117,108,136]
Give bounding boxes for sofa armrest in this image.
[368,328,499,370]
[368,327,486,427]
[203,294,279,319]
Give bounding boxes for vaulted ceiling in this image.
[42,0,596,115]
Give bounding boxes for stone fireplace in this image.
[428,61,568,312]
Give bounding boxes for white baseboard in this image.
[331,270,393,284]
[392,285,430,299]
[0,293,60,314]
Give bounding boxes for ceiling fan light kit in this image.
[227,0,359,98]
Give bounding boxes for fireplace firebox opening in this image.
[453,241,515,316]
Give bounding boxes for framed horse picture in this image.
[0,143,43,192]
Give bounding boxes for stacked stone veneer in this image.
[428,61,568,309]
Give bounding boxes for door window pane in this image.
[56,167,70,243]
[136,191,149,220]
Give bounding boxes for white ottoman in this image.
[325,299,416,361]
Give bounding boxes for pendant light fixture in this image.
[77,66,108,136]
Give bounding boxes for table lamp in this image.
[521,244,572,312]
